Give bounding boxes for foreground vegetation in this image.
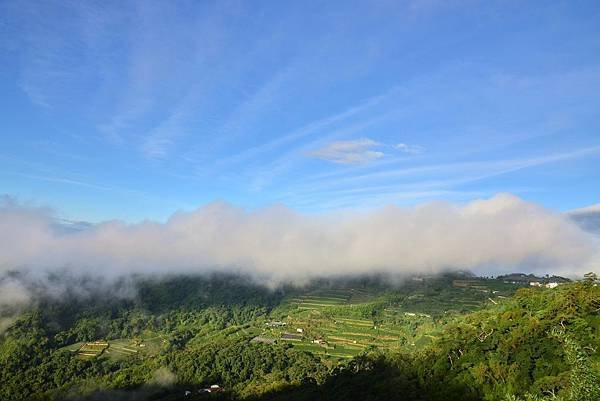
[0,273,598,400]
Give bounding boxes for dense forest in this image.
[0,273,598,401]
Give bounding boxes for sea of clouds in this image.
[1,193,598,295]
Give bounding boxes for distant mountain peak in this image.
[566,203,600,235]
[566,203,600,216]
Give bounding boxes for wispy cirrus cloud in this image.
[309,138,384,164]
[213,84,403,168]
[2,0,599,221]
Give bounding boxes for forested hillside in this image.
[0,273,598,401]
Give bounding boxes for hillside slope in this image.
[0,275,598,401]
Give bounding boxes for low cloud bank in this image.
[0,194,597,291]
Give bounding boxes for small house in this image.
[199,384,223,393]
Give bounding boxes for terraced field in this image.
[290,288,353,310]
[62,340,108,359]
[58,279,520,363]
[276,313,406,359]
[267,279,519,359]
[272,287,404,358]
[103,339,140,360]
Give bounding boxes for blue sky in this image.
[1,0,599,222]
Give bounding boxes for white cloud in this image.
[0,276,31,333]
[0,278,31,309]
[394,143,423,154]
[309,138,384,164]
[0,193,596,296]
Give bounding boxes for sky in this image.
[1,0,599,223]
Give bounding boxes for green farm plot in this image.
[298,297,346,303]
[326,336,369,347]
[297,295,348,302]
[104,339,139,361]
[321,326,375,338]
[289,339,362,360]
[294,299,344,305]
[294,298,347,309]
[333,317,374,327]
[326,344,363,358]
[104,337,165,361]
[62,341,108,359]
[289,288,357,310]
[60,337,164,361]
[376,325,405,334]
[292,342,328,354]
[230,325,261,339]
[338,331,378,339]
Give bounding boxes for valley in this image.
[2,272,597,401]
